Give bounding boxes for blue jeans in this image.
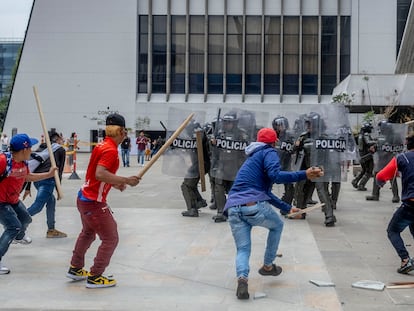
[0,201,32,259]
[27,178,56,230]
[387,203,414,260]
[228,201,284,279]
[137,149,145,165]
[121,148,130,166]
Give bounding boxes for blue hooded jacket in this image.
[224,142,307,214]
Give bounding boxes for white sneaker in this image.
[0,261,10,275]
[12,235,32,245]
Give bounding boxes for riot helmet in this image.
[305,112,326,134]
[360,122,373,134]
[222,111,238,130]
[377,119,394,139]
[272,116,289,135]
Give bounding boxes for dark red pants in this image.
[70,198,119,276]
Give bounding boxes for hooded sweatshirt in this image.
[224,142,307,214]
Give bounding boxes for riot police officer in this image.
[272,116,295,208]
[293,112,337,226]
[366,120,402,202]
[180,121,209,217]
[352,122,375,191]
[210,111,249,222]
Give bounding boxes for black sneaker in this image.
[86,274,117,288]
[366,195,379,201]
[258,264,282,276]
[236,278,249,300]
[66,266,89,281]
[397,258,414,274]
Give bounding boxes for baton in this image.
[196,130,206,191]
[137,113,195,178]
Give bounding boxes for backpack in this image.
[0,152,13,183]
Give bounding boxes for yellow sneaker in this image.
[66,266,88,281]
[47,229,67,238]
[86,274,117,288]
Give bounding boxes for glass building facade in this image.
[138,14,351,98]
[0,40,22,99]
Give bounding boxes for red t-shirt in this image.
[80,137,120,203]
[0,154,29,204]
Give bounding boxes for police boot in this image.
[366,180,380,201]
[182,209,199,217]
[391,179,400,203]
[351,178,360,189]
[196,199,208,209]
[213,213,227,223]
[325,215,337,227]
[357,175,370,191]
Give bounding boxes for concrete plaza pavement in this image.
[1,152,414,310]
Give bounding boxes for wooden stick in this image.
[386,284,414,289]
[287,203,325,218]
[137,113,195,178]
[196,130,206,192]
[32,86,64,199]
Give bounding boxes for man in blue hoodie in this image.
[224,128,323,300]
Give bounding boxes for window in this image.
[302,17,318,94]
[171,16,186,93]
[283,16,299,94]
[321,16,337,95]
[245,16,261,94]
[264,16,280,94]
[190,16,204,93]
[208,16,224,94]
[138,15,148,93]
[226,16,243,94]
[152,15,167,93]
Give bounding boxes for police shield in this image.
[272,114,297,171]
[210,108,268,181]
[308,105,351,182]
[161,108,206,178]
[373,122,407,172]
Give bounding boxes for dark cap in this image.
[106,113,125,127]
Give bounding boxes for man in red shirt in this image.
[376,134,414,274]
[66,113,140,288]
[0,134,57,275]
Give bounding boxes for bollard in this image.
[69,133,80,180]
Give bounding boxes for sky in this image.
[0,0,33,38]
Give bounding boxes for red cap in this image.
[257,128,278,143]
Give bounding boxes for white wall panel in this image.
[246,0,262,15]
[356,0,396,73]
[171,0,187,15]
[320,0,339,15]
[339,0,352,15]
[227,0,244,15]
[208,0,225,15]
[283,0,300,15]
[264,0,282,14]
[4,0,137,146]
[189,0,205,14]
[152,0,169,14]
[137,0,149,14]
[301,0,319,15]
